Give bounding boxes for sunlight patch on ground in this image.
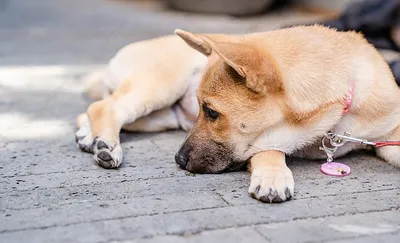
[0,65,104,93]
[329,224,400,235]
[0,112,72,141]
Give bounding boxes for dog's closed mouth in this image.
[223,160,248,172]
[178,157,247,174]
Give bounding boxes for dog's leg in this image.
[75,98,120,163]
[75,107,181,154]
[121,107,180,132]
[376,125,400,167]
[75,73,191,168]
[248,150,294,203]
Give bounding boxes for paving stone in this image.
[0,192,227,232]
[255,210,400,243]
[128,227,268,243]
[0,189,399,242]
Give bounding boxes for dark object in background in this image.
[291,0,400,85]
[320,0,400,85]
[167,0,276,16]
[389,60,400,86]
[319,0,400,51]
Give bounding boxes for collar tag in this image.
[321,162,351,176]
[319,133,351,177]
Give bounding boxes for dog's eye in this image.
[202,104,219,120]
[208,108,219,120]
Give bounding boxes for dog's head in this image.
[174,30,285,173]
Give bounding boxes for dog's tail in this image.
[82,70,107,100]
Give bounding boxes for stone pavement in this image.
[0,0,399,242]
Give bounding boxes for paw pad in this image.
[97,140,109,150]
[97,151,113,162]
[93,139,123,169]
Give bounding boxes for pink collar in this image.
[343,81,354,114]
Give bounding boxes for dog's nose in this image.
[175,152,188,167]
[175,143,190,168]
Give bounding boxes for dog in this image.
[75,25,400,203]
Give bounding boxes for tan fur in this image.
[82,70,107,100]
[76,25,400,202]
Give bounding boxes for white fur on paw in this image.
[75,126,89,138]
[75,124,94,153]
[248,166,294,203]
[93,139,123,169]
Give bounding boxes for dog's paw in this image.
[93,138,123,169]
[75,124,95,153]
[248,166,294,203]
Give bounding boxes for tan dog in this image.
[76,25,400,203]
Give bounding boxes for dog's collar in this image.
[342,80,354,114]
[319,80,355,177]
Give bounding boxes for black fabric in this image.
[320,0,400,51]
[389,60,400,86]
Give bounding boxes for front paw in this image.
[92,138,123,169]
[248,166,294,203]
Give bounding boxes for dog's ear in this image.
[211,42,282,94]
[175,29,282,94]
[175,29,212,56]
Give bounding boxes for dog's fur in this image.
[76,25,400,203]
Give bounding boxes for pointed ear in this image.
[212,42,282,94]
[175,29,212,56]
[175,29,282,94]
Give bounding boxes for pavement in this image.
[0,0,399,242]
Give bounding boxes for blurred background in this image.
[0,0,378,66]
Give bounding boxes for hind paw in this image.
[75,123,95,153]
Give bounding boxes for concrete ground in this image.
[0,0,399,242]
